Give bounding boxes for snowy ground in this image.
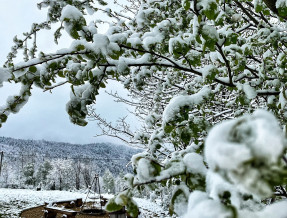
[134,198,171,217]
[0,188,169,217]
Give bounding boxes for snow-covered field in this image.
[0,188,168,217]
[0,188,86,217]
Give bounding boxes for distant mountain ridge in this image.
[0,136,141,175]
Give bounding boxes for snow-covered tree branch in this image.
[1,0,287,217]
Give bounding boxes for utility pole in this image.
[0,151,3,176]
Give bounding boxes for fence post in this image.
[0,151,3,176]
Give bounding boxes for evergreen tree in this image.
[36,161,52,186]
[102,169,115,194]
[23,163,36,186]
[115,171,126,193]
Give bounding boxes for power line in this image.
[2,152,126,161]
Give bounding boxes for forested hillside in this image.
[0,137,141,191]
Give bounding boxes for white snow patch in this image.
[60,5,83,22]
[183,153,207,175]
[0,68,10,87]
[243,84,257,99]
[162,86,211,124]
[184,191,232,218]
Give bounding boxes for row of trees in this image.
[0,156,123,193]
[1,0,287,217]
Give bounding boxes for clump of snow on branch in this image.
[60,5,83,21]
[205,110,285,197]
[183,110,287,217]
[162,86,211,124]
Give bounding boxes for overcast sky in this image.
[0,0,135,144]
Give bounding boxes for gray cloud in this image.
[0,0,136,144]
